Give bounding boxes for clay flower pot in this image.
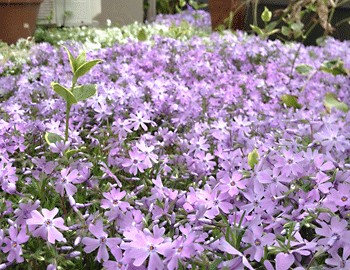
[0,0,43,45]
[209,0,246,31]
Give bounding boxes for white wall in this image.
[39,0,144,27]
[93,0,143,28]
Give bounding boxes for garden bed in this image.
[0,8,350,270]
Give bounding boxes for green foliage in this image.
[73,60,103,84]
[137,28,147,41]
[250,7,279,40]
[248,148,260,170]
[46,46,103,143]
[44,132,64,145]
[323,92,349,113]
[295,64,314,76]
[281,94,302,109]
[72,84,97,102]
[50,82,77,105]
[320,59,350,76]
[33,14,211,49]
[156,0,207,15]
[296,58,349,93]
[261,6,272,23]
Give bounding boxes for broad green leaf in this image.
[248,148,260,170]
[291,23,304,31]
[50,82,77,105]
[323,92,349,113]
[137,28,147,42]
[75,50,86,72]
[72,84,97,102]
[63,46,76,73]
[73,59,104,84]
[175,4,182,13]
[250,25,264,36]
[320,59,350,76]
[295,64,314,75]
[265,21,278,33]
[316,36,328,46]
[281,94,302,109]
[44,132,64,145]
[281,26,291,36]
[179,0,186,7]
[261,6,272,23]
[66,146,86,159]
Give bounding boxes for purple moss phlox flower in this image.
[128,111,154,131]
[101,187,130,212]
[242,220,275,262]
[217,237,254,269]
[100,161,122,187]
[274,148,304,177]
[264,252,305,270]
[121,226,171,269]
[219,171,247,196]
[136,140,158,167]
[82,219,122,263]
[13,199,40,228]
[49,140,70,155]
[202,185,233,219]
[122,148,147,175]
[325,245,350,269]
[0,160,18,194]
[26,207,68,244]
[316,216,350,251]
[163,235,196,270]
[55,168,78,197]
[327,183,350,208]
[2,226,29,263]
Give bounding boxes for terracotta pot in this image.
[209,0,245,31]
[0,0,43,45]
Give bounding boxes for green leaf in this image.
[265,21,278,32]
[137,28,147,42]
[320,59,350,76]
[323,92,349,113]
[72,84,97,102]
[175,4,182,13]
[63,46,76,73]
[179,0,186,7]
[75,50,86,72]
[266,29,279,36]
[281,26,291,36]
[50,82,77,105]
[44,132,64,145]
[209,258,224,270]
[261,6,272,23]
[248,148,260,170]
[291,23,304,31]
[250,24,264,36]
[66,146,86,159]
[73,59,104,84]
[281,94,302,109]
[295,64,314,75]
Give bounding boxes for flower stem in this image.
[65,103,71,142]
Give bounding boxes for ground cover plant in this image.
[1,7,350,270]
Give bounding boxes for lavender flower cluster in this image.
[0,9,350,269]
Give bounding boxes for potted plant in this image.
[0,0,43,45]
[209,0,246,31]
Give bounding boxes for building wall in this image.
[93,0,143,28]
[38,0,55,23]
[38,0,143,27]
